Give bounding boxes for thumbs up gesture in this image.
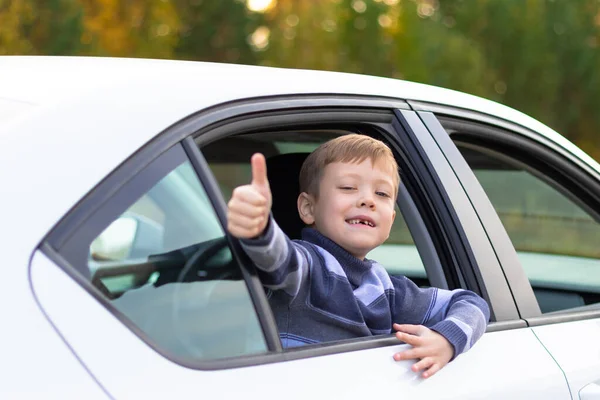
[227,153,273,239]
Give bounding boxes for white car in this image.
[1,56,600,399]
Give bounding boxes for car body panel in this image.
[31,250,571,399]
[0,266,107,398]
[533,320,600,399]
[0,97,36,128]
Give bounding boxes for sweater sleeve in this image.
[390,275,490,359]
[238,216,310,298]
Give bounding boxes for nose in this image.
[357,193,376,209]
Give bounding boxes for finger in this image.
[228,213,265,230]
[393,347,425,361]
[231,186,267,206]
[395,331,424,347]
[228,199,268,218]
[227,220,264,239]
[227,221,249,238]
[251,153,269,188]
[411,357,434,373]
[422,363,441,379]
[393,324,424,336]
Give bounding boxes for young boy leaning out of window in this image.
[226,134,490,379]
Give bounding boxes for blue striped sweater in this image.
[241,217,490,358]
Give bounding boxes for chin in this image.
[345,243,376,257]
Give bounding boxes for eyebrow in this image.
[338,173,393,187]
[374,179,394,190]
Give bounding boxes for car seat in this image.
[266,153,310,240]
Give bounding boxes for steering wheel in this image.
[171,236,233,358]
[177,237,233,283]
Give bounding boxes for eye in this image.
[376,191,391,198]
[339,186,355,191]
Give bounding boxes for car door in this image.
[30,96,570,399]
[411,101,600,399]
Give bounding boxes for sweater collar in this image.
[301,227,373,285]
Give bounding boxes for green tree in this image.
[172,0,258,64]
[77,0,179,58]
[0,0,82,55]
[438,0,600,158]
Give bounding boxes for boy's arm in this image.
[227,153,309,298]
[420,287,490,357]
[390,275,490,377]
[239,216,309,298]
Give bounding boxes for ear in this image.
[297,192,315,225]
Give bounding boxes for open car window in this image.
[202,129,433,296]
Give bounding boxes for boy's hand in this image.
[392,323,454,379]
[227,153,272,239]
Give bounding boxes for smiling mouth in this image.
[346,218,375,227]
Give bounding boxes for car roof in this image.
[1,56,592,163]
[0,55,591,151]
[0,56,598,259]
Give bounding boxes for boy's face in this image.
[298,159,396,260]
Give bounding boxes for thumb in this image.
[251,153,269,190]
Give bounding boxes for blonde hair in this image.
[299,134,400,198]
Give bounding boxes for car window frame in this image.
[413,101,600,326]
[394,109,519,322]
[40,94,518,371]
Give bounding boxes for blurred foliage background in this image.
[2,0,600,159]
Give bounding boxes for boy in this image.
[227,134,489,379]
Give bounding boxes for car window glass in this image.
[458,144,600,313]
[76,148,268,362]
